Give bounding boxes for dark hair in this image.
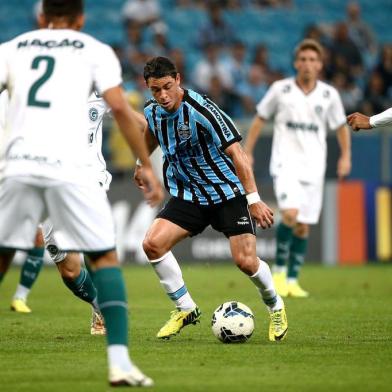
[143,57,178,82]
[43,0,83,21]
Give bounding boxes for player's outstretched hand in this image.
[136,166,164,207]
[347,112,371,131]
[249,201,274,229]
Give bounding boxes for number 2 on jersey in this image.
[28,55,55,108]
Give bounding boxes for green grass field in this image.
[0,263,391,392]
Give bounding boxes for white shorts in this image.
[273,174,324,224]
[0,177,115,252]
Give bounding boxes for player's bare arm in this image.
[134,130,159,190]
[103,86,150,165]
[225,142,273,229]
[336,124,352,180]
[103,86,163,206]
[347,112,371,131]
[243,116,265,167]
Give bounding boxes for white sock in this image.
[13,284,30,301]
[270,294,284,312]
[150,251,196,311]
[108,345,133,372]
[250,258,280,309]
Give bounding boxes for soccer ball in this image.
[211,301,255,343]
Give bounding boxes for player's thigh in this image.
[0,178,44,249]
[297,181,324,224]
[45,182,115,252]
[273,174,302,210]
[144,218,190,252]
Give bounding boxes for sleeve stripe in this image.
[205,97,240,138]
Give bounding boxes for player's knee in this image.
[142,236,162,260]
[282,212,297,227]
[58,263,80,280]
[233,253,257,276]
[294,223,309,237]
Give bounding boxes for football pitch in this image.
[0,263,391,392]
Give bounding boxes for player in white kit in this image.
[3,91,110,334]
[0,0,163,387]
[245,39,352,298]
[0,90,47,313]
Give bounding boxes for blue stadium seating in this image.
[0,0,390,76]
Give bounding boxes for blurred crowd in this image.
[115,0,391,120]
[28,0,391,171]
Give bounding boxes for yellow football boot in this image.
[10,298,32,313]
[272,271,289,297]
[269,306,288,341]
[157,307,201,339]
[287,282,309,298]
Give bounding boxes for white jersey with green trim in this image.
[256,77,346,183]
[87,92,111,190]
[0,28,121,184]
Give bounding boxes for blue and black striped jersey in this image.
[144,89,245,205]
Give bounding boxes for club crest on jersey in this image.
[177,123,191,140]
[315,105,323,115]
[89,107,98,122]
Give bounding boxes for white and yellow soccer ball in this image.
[211,301,254,343]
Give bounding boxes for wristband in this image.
[246,192,261,205]
[135,158,142,166]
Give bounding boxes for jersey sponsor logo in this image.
[17,39,84,49]
[168,143,203,160]
[7,152,61,167]
[177,122,191,140]
[286,121,319,132]
[202,101,231,140]
[89,107,99,122]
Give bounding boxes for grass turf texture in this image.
[0,264,391,392]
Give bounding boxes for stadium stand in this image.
[1,0,390,119]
